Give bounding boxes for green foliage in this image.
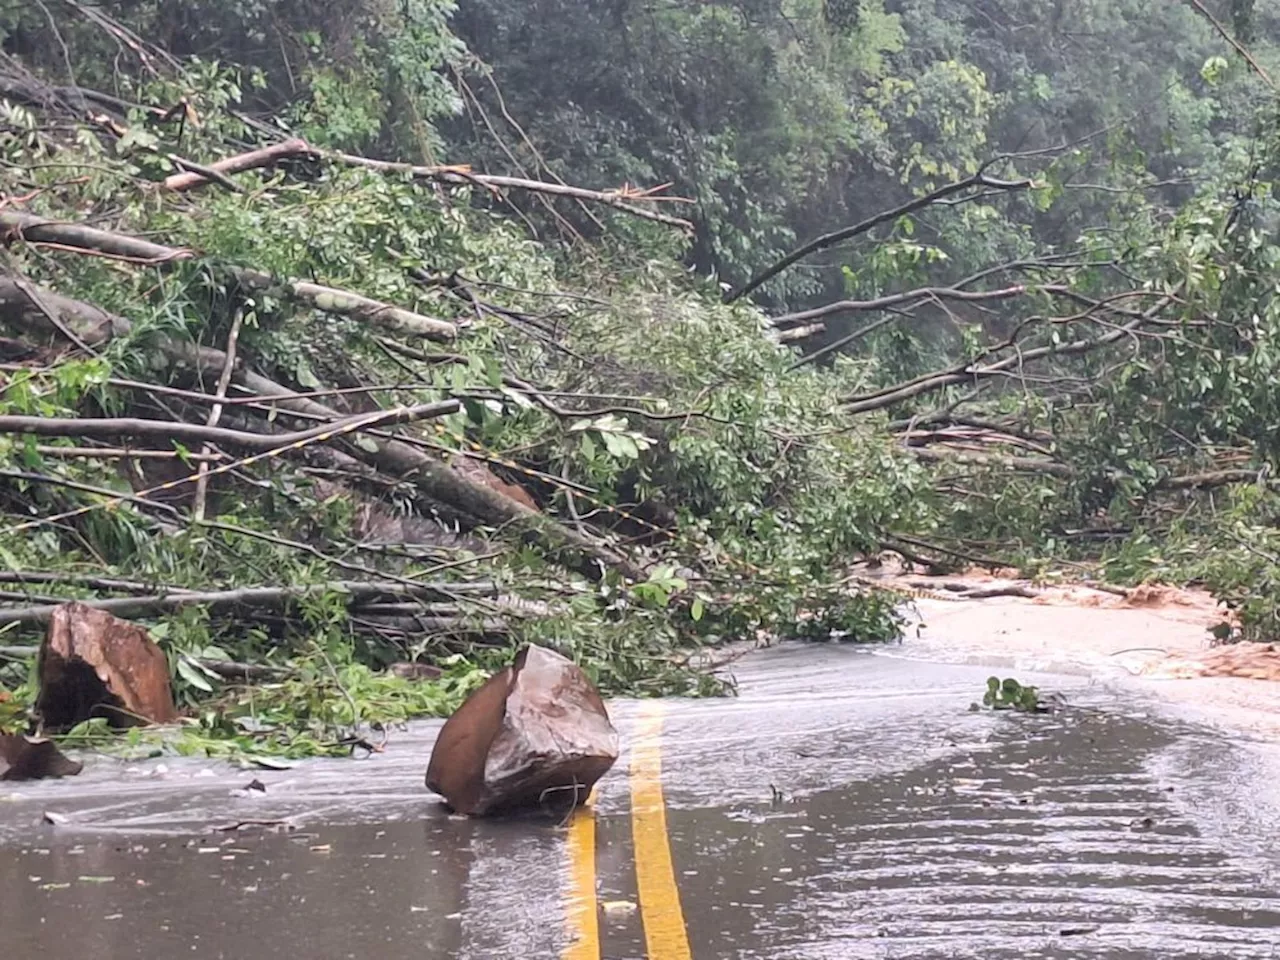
[2,0,465,158]
[978,676,1051,713]
[49,659,488,761]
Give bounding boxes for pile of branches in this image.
[0,63,701,662]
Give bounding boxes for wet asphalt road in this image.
[3,644,1280,958]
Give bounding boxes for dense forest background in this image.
[2,0,1280,756]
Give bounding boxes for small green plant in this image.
[979,676,1051,713]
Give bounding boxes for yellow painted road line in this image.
[631,702,693,960]
[562,787,601,960]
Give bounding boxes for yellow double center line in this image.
[563,701,692,960]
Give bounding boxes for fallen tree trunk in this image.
[3,279,645,581]
[0,220,456,340]
[0,579,500,627]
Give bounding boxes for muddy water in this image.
[2,644,1280,958]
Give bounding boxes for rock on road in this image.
[3,629,1280,959]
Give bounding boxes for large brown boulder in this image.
[35,603,178,731]
[425,644,618,816]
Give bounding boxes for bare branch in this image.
[0,579,499,627]
[1185,0,1275,89]
[771,284,1051,328]
[725,170,1036,303]
[843,295,1174,413]
[162,138,312,191]
[328,151,695,230]
[193,310,243,521]
[0,402,459,451]
[907,446,1076,478]
[772,322,825,343]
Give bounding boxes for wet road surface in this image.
[4,642,1280,958]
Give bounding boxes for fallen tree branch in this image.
[33,445,224,462]
[770,284,1051,328]
[0,276,124,343]
[726,169,1036,303]
[907,446,1078,478]
[231,270,456,339]
[0,212,191,264]
[910,446,1276,493]
[5,279,646,581]
[328,152,695,230]
[165,154,244,193]
[0,579,500,627]
[772,322,825,343]
[0,402,459,451]
[155,136,694,227]
[787,285,1057,371]
[1160,468,1272,489]
[0,220,456,340]
[193,310,243,521]
[193,659,293,681]
[843,295,1173,412]
[0,570,198,595]
[162,138,312,191]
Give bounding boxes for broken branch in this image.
[0,402,459,451]
[843,296,1173,413]
[5,279,646,581]
[0,579,498,626]
[162,138,312,191]
[328,151,695,230]
[726,170,1036,303]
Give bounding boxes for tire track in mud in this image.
[666,708,1280,959]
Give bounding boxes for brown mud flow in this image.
[2,646,1280,958]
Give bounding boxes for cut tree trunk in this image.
[35,602,179,730]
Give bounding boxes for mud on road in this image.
[4,616,1280,958]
